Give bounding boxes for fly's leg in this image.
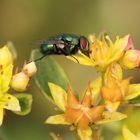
[71,55,79,63]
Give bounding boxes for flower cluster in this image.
[67,34,140,71]
[45,34,140,140]
[0,44,36,126]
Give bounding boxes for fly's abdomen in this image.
[40,44,56,55]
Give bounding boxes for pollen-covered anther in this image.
[86,91,91,96]
[80,106,90,112]
[0,65,3,70]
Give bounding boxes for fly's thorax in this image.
[56,35,79,55]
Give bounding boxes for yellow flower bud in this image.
[23,61,37,77]
[10,72,29,92]
[120,50,140,69]
[0,46,13,67]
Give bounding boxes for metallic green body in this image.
[40,34,80,55]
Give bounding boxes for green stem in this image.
[50,132,64,140]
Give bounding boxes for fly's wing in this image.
[36,38,64,46]
[34,34,63,45]
[35,34,79,45]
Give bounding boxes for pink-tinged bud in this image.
[23,61,37,77]
[126,36,134,50]
[120,50,140,69]
[10,72,29,92]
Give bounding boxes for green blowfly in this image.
[34,34,90,62]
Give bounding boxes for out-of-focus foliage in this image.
[0,0,140,140]
[31,49,70,102]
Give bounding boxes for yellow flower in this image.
[45,82,127,140]
[101,63,140,112]
[0,46,20,125]
[46,82,105,128]
[65,85,105,130]
[67,35,130,71]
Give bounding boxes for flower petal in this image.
[66,51,95,66]
[104,63,122,86]
[48,82,67,111]
[105,101,120,112]
[0,64,13,93]
[45,114,70,125]
[77,114,90,130]
[125,84,140,100]
[0,46,13,67]
[89,35,109,67]
[3,93,21,111]
[96,111,127,125]
[107,35,130,63]
[101,86,123,102]
[87,105,105,122]
[65,107,82,124]
[90,77,102,105]
[67,85,79,108]
[77,127,92,140]
[127,36,135,49]
[0,108,4,126]
[82,86,92,107]
[123,126,138,140]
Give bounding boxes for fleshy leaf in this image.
[77,127,92,140]
[123,126,138,140]
[31,49,70,103]
[48,82,67,111]
[45,114,70,125]
[96,112,127,125]
[125,84,140,100]
[13,93,32,115]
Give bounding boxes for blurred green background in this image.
[0,0,140,140]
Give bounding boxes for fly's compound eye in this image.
[80,36,89,51]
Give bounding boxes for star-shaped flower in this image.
[67,34,139,71]
[45,81,127,139]
[101,63,140,112]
